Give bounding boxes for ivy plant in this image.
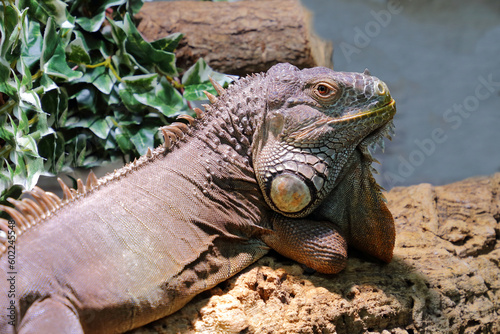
[0,0,232,204]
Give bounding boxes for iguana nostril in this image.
[270,174,311,213]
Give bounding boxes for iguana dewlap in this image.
[0,63,396,333]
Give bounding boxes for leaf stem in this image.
[0,144,13,160]
[31,69,43,81]
[84,57,122,82]
[0,100,16,116]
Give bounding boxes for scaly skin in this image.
[0,63,395,333]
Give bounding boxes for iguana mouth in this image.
[358,99,396,152]
[328,98,396,125]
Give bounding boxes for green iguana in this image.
[0,63,396,333]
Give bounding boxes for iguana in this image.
[0,63,396,333]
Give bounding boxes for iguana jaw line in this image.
[328,98,396,125]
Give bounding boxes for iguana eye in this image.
[317,84,330,95]
[312,82,340,103]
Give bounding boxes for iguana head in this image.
[253,63,396,218]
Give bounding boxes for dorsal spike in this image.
[58,177,74,201]
[27,190,49,213]
[0,205,28,231]
[86,170,98,189]
[0,218,10,234]
[163,125,184,138]
[31,187,58,212]
[170,122,189,133]
[7,197,26,211]
[22,198,45,218]
[193,107,205,118]
[146,148,153,158]
[201,104,210,110]
[161,128,172,149]
[46,192,62,207]
[176,114,195,126]
[6,198,34,226]
[209,77,225,96]
[77,179,86,194]
[203,90,217,104]
[363,68,371,76]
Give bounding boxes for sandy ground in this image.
[302,0,500,188]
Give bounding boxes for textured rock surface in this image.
[130,173,500,333]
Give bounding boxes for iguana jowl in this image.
[0,63,396,333]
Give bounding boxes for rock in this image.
[130,173,500,333]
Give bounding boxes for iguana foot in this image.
[262,215,347,274]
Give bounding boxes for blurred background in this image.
[301,0,500,189]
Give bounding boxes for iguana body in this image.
[0,64,396,333]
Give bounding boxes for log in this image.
[131,173,500,333]
[135,0,333,76]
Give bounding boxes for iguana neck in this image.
[195,73,268,162]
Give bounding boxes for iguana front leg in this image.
[261,149,395,274]
[261,214,348,274]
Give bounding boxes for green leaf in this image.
[41,86,68,127]
[12,105,30,132]
[72,86,97,113]
[30,113,54,141]
[70,134,87,166]
[19,0,48,25]
[44,45,83,80]
[38,131,67,173]
[121,73,158,93]
[0,184,23,205]
[39,73,58,91]
[66,37,91,64]
[126,0,144,16]
[76,0,127,32]
[131,77,186,117]
[41,18,81,80]
[0,6,18,57]
[150,33,183,53]
[121,14,177,75]
[75,12,106,33]
[25,155,44,189]
[15,133,40,159]
[0,58,12,87]
[183,83,216,101]
[65,116,98,129]
[130,127,154,155]
[19,90,43,113]
[113,127,133,153]
[20,21,43,70]
[76,65,115,94]
[73,29,109,57]
[182,58,233,87]
[118,86,142,111]
[40,17,58,66]
[89,117,114,139]
[37,0,74,27]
